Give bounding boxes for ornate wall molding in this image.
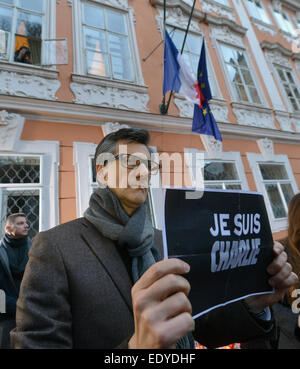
[272,0,282,13]
[155,5,203,34]
[232,103,276,129]
[209,23,245,48]
[173,96,229,123]
[0,110,25,152]
[200,0,235,22]
[0,70,60,101]
[275,111,294,132]
[200,134,223,159]
[251,17,277,37]
[93,0,129,10]
[70,81,149,112]
[101,122,130,136]
[291,114,300,132]
[257,138,274,161]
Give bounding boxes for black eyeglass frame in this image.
[105,153,161,174]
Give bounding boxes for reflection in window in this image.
[204,161,242,190]
[276,67,300,112]
[82,3,133,81]
[273,8,296,35]
[259,163,295,219]
[0,0,45,65]
[246,0,272,24]
[221,44,261,104]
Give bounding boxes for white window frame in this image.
[274,65,300,113]
[73,142,163,230]
[272,6,296,36]
[217,42,265,106]
[245,0,272,25]
[246,152,299,233]
[184,148,249,191]
[0,140,59,236]
[72,0,144,85]
[0,0,56,67]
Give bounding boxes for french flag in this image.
[163,30,205,108]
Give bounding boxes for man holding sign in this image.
[11,128,298,349]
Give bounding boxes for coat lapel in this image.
[80,219,133,313]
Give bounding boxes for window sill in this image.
[71,74,148,94]
[0,60,59,79]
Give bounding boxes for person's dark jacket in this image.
[0,235,31,348]
[11,218,276,349]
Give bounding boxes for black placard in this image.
[163,188,274,319]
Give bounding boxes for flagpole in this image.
[159,0,167,115]
[160,0,196,115]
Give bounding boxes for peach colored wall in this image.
[21,120,104,224]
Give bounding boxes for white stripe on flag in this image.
[177,53,200,105]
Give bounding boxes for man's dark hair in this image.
[94,128,151,171]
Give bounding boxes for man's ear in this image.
[96,165,108,188]
[5,225,11,235]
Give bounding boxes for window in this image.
[246,0,272,24]
[169,27,217,97]
[247,151,298,232]
[0,155,41,239]
[276,67,300,112]
[273,8,296,35]
[258,163,295,219]
[82,2,133,81]
[0,0,46,65]
[220,44,261,104]
[204,161,243,190]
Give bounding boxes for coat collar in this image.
[80,218,133,313]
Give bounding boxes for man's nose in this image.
[137,162,149,178]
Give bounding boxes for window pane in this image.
[84,28,107,52]
[83,4,104,29]
[19,0,44,13]
[204,162,239,181]
[265,184,286,218]
[186,34,201,55]
[221,45,235,64]
[16,12,42,38]
[237,84,249,102]
[226,64,241,83]
[205,184,223,189]
[111,55,132,80]
[241,69,254,85]
[259,164,288,180]
[86,50,108,77]
[226,184,242,190]
[0,156,40,184]
[108,33,130,58]
[277,69,286,82]
[0,6,12,32]
[248,86,261,104]
[106,10,126,35]
[286,71,295,84]
[235,50,247,68]
[0,0,13,4]
[5,190,40,240]
[281,183,294,205]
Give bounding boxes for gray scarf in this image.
[84,187,193,349]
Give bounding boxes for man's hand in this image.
[128,258,195,349]
[244,242,299,314]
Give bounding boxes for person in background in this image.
[276,193,300,347]
[0,213,31,348]
[14,47,32,64]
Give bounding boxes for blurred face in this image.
[6,217,29,239]
[96,141,152,216]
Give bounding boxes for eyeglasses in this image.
[110,154,161,174]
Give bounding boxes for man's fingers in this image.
[270,271,299,290]
[269,262,292,286]
[267,250,287,275]
[158,312,195,348]
[273,242,284,256]
[146,273,191,302]
[133,258,190,291]
[149,292,192,322]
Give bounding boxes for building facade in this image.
[0,0,300,241]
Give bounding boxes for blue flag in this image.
[192,40,222,142]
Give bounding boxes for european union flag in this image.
[192,40,222,142]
